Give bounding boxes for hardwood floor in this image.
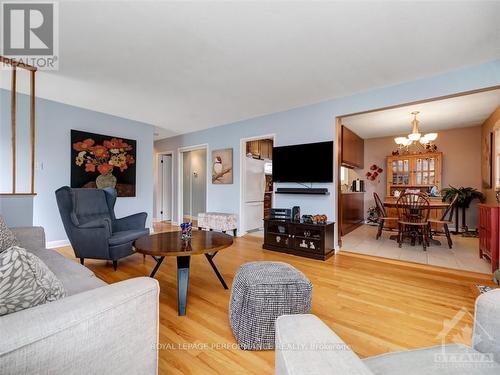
[57,224,495,375]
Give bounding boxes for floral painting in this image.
[212,148,233,184]
[71,130,137,197]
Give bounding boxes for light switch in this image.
[35,161,44,170]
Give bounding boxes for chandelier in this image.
[394,111,437,149]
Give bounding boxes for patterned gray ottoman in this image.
[229,261,312,350]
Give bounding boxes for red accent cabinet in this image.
[479,204,500,273]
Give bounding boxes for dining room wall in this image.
[363,125,482,229]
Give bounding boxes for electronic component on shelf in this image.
[270,208,292,220]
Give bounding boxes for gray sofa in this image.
[0,227,159,375]
[275,290,500,375]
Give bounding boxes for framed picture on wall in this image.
[71,130,137,197]
[482,132,493,189]
[212,148,233,184]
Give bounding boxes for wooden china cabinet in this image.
[385,152,443,229]
[386,152,442,196]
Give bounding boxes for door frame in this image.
[177,144,209,224]
[335,84,500,248]
[155,151,174,222]
[239,133,276,236]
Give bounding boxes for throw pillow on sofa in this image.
[0,246,66,316]
[0,216,19,253]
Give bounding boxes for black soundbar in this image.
[275,188,329,195]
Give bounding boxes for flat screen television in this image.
[272,141,333,183]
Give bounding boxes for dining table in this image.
[383,199,450,246]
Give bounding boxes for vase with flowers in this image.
[73,137,135,189]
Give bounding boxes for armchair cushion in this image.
[109,229,149,246]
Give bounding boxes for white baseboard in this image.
[47,240,70,249]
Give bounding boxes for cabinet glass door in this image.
[415,157,436,186]
[391,158,410,186]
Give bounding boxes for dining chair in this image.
[396,193,431,251]
[373,192,398,240]
[427,193,459,249]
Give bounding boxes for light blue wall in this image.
[155,59,500,242]
[0,89,155,243]
[0,196,34,227]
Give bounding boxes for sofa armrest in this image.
[113,212,147,232]
[0,277,159,375]
[275,314,373,375]
[9,226,46,250]
[473,289,500,363]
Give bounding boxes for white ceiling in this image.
[341,88,500,139]
[1,1,500,139]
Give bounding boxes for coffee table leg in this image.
[177,256,191,316]
[205,252,228,290]
[150,256,165,278]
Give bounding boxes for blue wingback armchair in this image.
[55,186,149,270]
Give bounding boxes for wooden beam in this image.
[11,67,16,194]
[1,57,37,195]
[0,193,37,197]
[30,70,36,194]
[337,84,500,120]
[0,55,37,71]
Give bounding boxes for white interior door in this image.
[160,154,172,221]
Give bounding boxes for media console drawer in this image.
[263,219,335,260]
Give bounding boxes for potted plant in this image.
[441,186,486,234]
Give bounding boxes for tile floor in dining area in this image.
[341,224,491,274]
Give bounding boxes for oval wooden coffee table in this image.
[134,230,233,316]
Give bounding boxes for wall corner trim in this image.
[46,239,70,249]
